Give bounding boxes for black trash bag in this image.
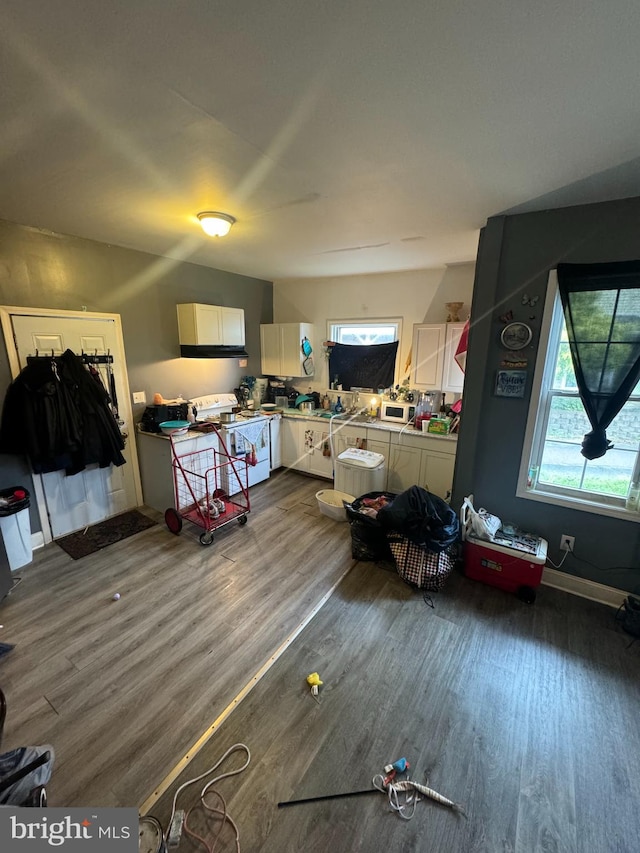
[376,485,459,553]
[345,491,396,562]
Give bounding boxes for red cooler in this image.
[463,536,547,594]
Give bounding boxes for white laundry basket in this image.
[334,448,386,497]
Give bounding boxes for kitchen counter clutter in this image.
[278,410,457,499]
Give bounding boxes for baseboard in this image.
[542,567,627,609]
[31,530,46,551]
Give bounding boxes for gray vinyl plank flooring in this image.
[151,562,640,853]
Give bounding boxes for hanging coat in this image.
[0,350,125,475]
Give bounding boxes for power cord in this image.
[164,742,250,853]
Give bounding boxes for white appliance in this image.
[380,399,416,424]
[334,448,386,496]
[190,394,271,496]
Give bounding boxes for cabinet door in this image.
[308,429,334,479]
[280,418,300,468]
[387,443,423,493]
[221,308,245,346]
[280,324,304,377]
[419,450,456,500]
[442,323,466,393]
[411,324,445,389]
[260,324,282,375]
[178,303,222,345]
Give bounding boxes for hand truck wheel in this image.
[165,508,182,535]
[199,531,214,546]
[238,515,248,526]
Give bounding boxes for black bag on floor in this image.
[616,594,640,638]
[345,492,396,562]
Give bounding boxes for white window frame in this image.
[327,317,403,386]
[517,270,640,523]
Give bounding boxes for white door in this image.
[6,312,140,538]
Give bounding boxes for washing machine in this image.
[334,448,386,496]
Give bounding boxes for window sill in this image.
[516,484,640,523]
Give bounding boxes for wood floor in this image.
[0,469,352,807]
[2,470,640,853]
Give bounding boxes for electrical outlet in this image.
[132,391,146,405]
[560,534,575,552]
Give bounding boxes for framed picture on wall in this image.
[495,369,527,398]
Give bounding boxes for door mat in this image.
[56,510,157,560]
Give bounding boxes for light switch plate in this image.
[132,391,146,405]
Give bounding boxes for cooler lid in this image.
[337,448,385,468]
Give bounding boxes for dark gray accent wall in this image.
[0,219,273,531]
[453,196,640,594]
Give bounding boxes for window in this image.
[328,320,401,346]
[519,271,640,519]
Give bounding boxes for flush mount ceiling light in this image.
[196,211,236,237]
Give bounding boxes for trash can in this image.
[0,487,32,574]
[334,448,386,496]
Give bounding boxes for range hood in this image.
[180,344,248,359]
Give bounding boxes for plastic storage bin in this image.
[334,448,386,497]
[0,487,32,572]
[316,489,356,522]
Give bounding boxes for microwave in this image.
[380,400,416,424]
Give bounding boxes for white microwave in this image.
[380,400,416,424]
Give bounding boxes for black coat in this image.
[0,350,125,475]
[376,486,459,552]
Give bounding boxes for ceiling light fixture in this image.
[197,211,236,237]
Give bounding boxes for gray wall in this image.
[453,196,640,594]
[0,219,273,531]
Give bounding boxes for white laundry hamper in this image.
[334,448,386,497]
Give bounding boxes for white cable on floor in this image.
[164,742,250,844]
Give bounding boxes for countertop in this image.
[277,409,458,441]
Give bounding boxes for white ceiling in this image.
[2,1,640,281]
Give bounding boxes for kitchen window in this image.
[328,319,401,346]
[518,270,640,520]
[327,319,402,390]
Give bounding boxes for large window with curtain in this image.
[518,268,640,519]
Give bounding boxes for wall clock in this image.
[500,322,532,350]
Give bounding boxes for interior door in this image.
[8,313,140,538]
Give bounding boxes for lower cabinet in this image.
[279,416,457,499]
[279,418,334,479]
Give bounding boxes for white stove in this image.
[190,393,271,495]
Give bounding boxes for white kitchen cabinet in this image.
[411,324,445,389]
[307,426,334,479]
[387,431,456,499]
[177,303,245,346]
[268,414,282,470]
[442,322,466,394]
[411,322,466,394]
[387,443,423,493]
[280,417,300,469]
[260,322,314,377]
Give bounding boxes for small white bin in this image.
[316,489,356,522]
[334,448,386,497]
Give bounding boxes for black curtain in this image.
[328,341,399,391]
[557,261,640,460]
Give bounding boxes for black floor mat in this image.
[56,510,156,560]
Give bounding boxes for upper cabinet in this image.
[411,322,465,393]
[177,303,247,357]
[260,322,314,377]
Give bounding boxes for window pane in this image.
[539,440,585,488]
[582,448,636,497]
[335,325,397,345]
[607,400,640,451]
[546,395,590,443]
[552,340,577,390]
